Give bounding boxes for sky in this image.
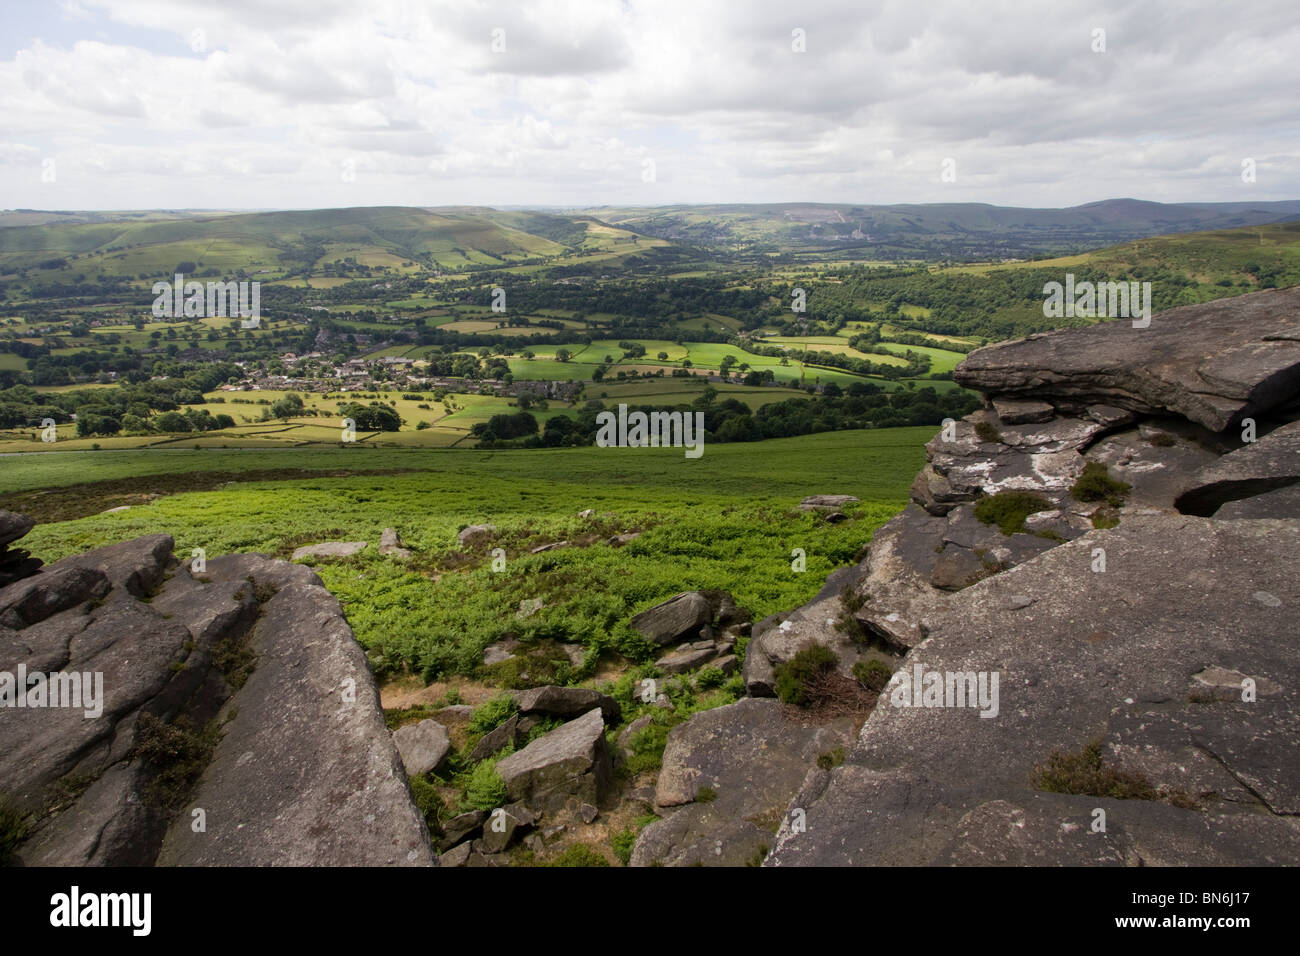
[1,0,1297,211]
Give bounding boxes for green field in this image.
[2,428,929,681]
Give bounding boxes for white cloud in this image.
[0,0,1296,208]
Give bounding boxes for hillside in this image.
[579,198,1300,260]
[0,206,658,281]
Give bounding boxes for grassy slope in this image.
[4,428,929,679]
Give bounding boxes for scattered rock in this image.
[479,805,528,853]
[458,524,496,547]
[379,528,413,559]
[654,644,717,675]
[392,719,451,776]
[495,708,614,811]
[617,715,654,753]
[483,637,522,665]
[579,802,599,824]
[629,591,713,645]
[438,842,472,867]
[530,541,569,553]
[441,811,485,848]
[514,685,621,723]
[468,713,520,763]
[291,541,367,561]
[798,494,860,512]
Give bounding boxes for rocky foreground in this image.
[3,286,1298,867]
[747,286,1300,866]
[0,533,432,865]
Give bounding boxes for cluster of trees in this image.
[339,401,402,431]
[470,410,539,442]
[0,362,247,436]
[96,407,236,437]
[472,382,980,449]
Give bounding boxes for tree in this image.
[555,348,572,363]
[155,411,190,432]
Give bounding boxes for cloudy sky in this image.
[1,0,1297,211]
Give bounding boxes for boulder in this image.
[0,511,35,547]
[514,685,620,723]
[4,538,435,868]
[617,715,654,753]
[291,541,367,561]
[440,810,485,848]
[482,637,521,665]
[798,494,860,512]
[955,286,1300,431]
[1214,483,1300,519]
[479,805,530,853]
[458,524,496,547]
[51,533,173,597]
[494,708,613,811]
[392,719,451,776]
[631,698,857,867]
[468,713,520,763]
[629,591,712,645]
[379,528,413,559]
[438,842,473,867]
[654,645,716,675]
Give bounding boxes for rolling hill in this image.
[576,198,1300,259]
[0,206,653,281]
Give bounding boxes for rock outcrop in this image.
[1,524,433,867]
[954,285,1300,431]
[0,511,41,586]
[759,288,1300,866]
[637,288,1300,868]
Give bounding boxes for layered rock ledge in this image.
[0,524,433,867]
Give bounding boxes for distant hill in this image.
[575,198,1300,259]
[0,206,647,281]
[4,201,1299,286]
